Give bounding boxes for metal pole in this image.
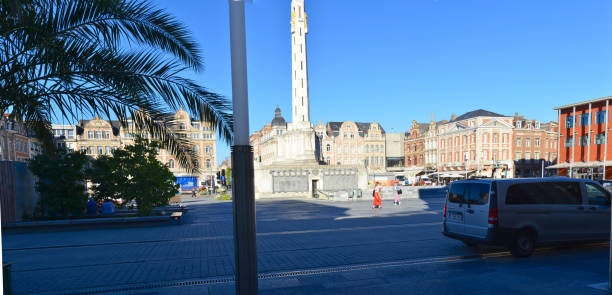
[228,1,258,294]
[541,159,544,178]
[604,100,609,180]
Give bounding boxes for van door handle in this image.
[466,209,474,214]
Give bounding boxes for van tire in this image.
[509,230,536,257]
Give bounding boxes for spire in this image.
[430,113,434,124]
[291,0,310,126]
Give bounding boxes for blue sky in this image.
[154,0,612,163]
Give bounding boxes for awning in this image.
[546,162,605,169]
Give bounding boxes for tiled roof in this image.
[452,109,506,122]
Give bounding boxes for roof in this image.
[452,109,507,122]
[417,123,429,134]
[76,119,121,136]
[553,96,612,110]
[271,106,287,127]
[327,121,386,135]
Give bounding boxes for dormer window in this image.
[516,121,522,128]
[179,123,186,130]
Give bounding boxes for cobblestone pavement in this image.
[2,192,609,294]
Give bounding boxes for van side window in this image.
[468,184,489,205]
[449,183,466,203]
[506,182,581,205]
[585,183,611,206]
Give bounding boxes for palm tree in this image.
[0,0,233,170]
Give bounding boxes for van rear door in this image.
[445,182,467,235]
[464,182,491,238]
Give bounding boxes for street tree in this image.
[88,137,179,216]
[0,0,233,170]
[28,150,89,218]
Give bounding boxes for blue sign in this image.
[176,176,198,191]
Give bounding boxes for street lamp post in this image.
[228,1,258,294]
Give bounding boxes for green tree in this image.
[28,150,89,218]
[1,0,232,170]
[88,137,179,216]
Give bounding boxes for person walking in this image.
[394,183,402,206]
[372,182,382,209]
[191,188,197,198]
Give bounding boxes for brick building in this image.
[404,120,428,177]
[550,96,612,179]
[511,112,558,177]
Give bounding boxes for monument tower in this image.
[291,0,310,128]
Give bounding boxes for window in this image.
[565,116,574,128]
[516,121,522,128]
[103,131,110,139]
[67,130,74,139]
[179,123,186,130]
[337,146,341,154]
[81,146,87,153]
[585,183,610,206]
[535,122,540,129]
[596,134,606,145]
[565,137,574,147]
[579,136,589,146]
[506,182,581,205]
[516,152,521,160]
[525,138,531,147]
[534,152,539,160]
[88,131,93,139]
[88,147,94,154]
[168,159,175,168]
[191,133,200,139]
[534,138,540,147]
[105,147,111,154]
[516,137,521,146]
[581,113,591,126]
[95,131,101,139]
[192,123,200,129]
[326,144,330,152]
[468,183,489,205]
[448,183,466,203]
[206,159,211,168]
[193,145,198,153]
[492,150,498,161]
[97,146,103,154]
[597,111,607,125]
[344,145,348,153]
[493,133,498,143]
[351,146,355,154]
[525,152,530,160]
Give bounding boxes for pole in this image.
[541,159,544,178]
[571,106,576,178]
[228,1,258,294]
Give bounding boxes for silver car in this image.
[442,178,611,257]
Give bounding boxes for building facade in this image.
[437,110,514,178]
[511,113,558,177]
[404,120,428,177]
[51,110,217,188]
[551,96,612,179]
[0,114,42,162]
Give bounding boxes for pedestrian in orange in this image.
[372,182,382,209]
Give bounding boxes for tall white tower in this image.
[290,0,310,128]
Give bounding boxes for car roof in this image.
[451,177,593,185]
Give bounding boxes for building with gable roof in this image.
[437,109,514,178]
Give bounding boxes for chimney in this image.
[450,114,457,121]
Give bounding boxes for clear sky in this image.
[154,0,612,164]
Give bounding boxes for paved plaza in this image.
[2,190,610,295]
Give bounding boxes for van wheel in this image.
[462,240,478,247]
[510,230,536,257]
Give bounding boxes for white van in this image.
[442,178,611,257]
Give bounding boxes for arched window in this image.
[194,160,199,168]
[168,159,175,168]
[193,145,198,153]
